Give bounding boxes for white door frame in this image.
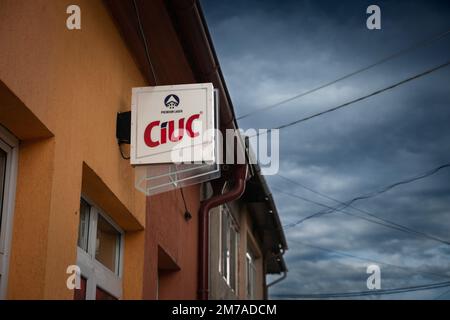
[76,196,124,300]
[0,125,18,300]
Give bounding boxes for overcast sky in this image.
[202,0,450,299]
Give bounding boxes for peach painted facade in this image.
[0,0,287,300]
[0,0,202,299]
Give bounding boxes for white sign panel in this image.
[130,83,215,165]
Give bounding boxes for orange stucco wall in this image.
[131,0,203,300]
[0,0,148,299]
[0,0,205,300]
[143,186,200,300]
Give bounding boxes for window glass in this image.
[95,214,120,274]
[76,198,123,299]
[96,286,118,300]
[246,253,252,298]
[0,133,17,300]
[220,206,239,291]
[246,250,256,299]
[77,199,90,252]
[0,149,6,229]
[229,227,237,291]
[221,209,229,280]
[73,276,87,300]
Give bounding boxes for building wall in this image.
[209,203,265,300]
[121,0,202,300]
[209,206,237,300]
[0,0,147,299]
[143,185,201,300]
[240,208,265,300]
[0,0,201,299]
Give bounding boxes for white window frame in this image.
[219,205,239,292]
[76,196,124,300]
[246,249,257,300]
[0,125,18,299]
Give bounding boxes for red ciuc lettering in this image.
[160,122,168,145]
[144,121,160,147]
[168,118,185,142]
[186,114,200,138]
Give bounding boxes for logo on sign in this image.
[164,94,180,109]
[131,83,214,165]
[144,114,201,148]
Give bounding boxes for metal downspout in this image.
[197,164,247,300]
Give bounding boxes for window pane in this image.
[246,253,251,298]
[73,276,87,300]
[221,209,228,280]
[77,199,90,251]
[0,149,6,231]
[246,250,256,299]
[96,286,117,300]
[95,215,120,274]
[230,227,237,291]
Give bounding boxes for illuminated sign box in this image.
[130,83,215,165]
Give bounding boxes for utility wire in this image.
[118,1,159,160]
[275,185,412,231]
[133,0,159,85]
[250,60,450,140]
[273,60,450,132]
[291,240,450,280]
[274,175,450,245]
[433,288,450,300]
[180,187,189,213]
[273,186,419,234]
[118,143,130,160]
[134,0,192,220]
[274,187,450,246]
[271,281,450,299]
[285,162,450,227]
[237,28,450,120]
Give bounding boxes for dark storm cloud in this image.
[202,0,450,299]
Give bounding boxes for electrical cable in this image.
[117,1,159,160]
[132,0,193,223]
[180,187,189,212]
[271,281,450,299]
[433,288,450,300]
[274,175,450,245]
[118,143,130,160]
[284,162,450,227]
[237,28,450,120]
[249,60,450,140]
[274,187,450,246]
[291,240,450,280]
[133,0,159,85]
[273,60,450,132]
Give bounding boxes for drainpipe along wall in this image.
[198,164,247,300]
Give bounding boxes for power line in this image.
[237,28,450,120]
[275,187,450,246]
[274,186,427,234]
[250,59,450,140]
[433,288,450,300]
[274,175,450,246]
[292,240,450,280]
[119,0,159,160]
[133,0,159,85]
[273,60,450,131]
[271,281,450,299]
[284,162,450,227]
